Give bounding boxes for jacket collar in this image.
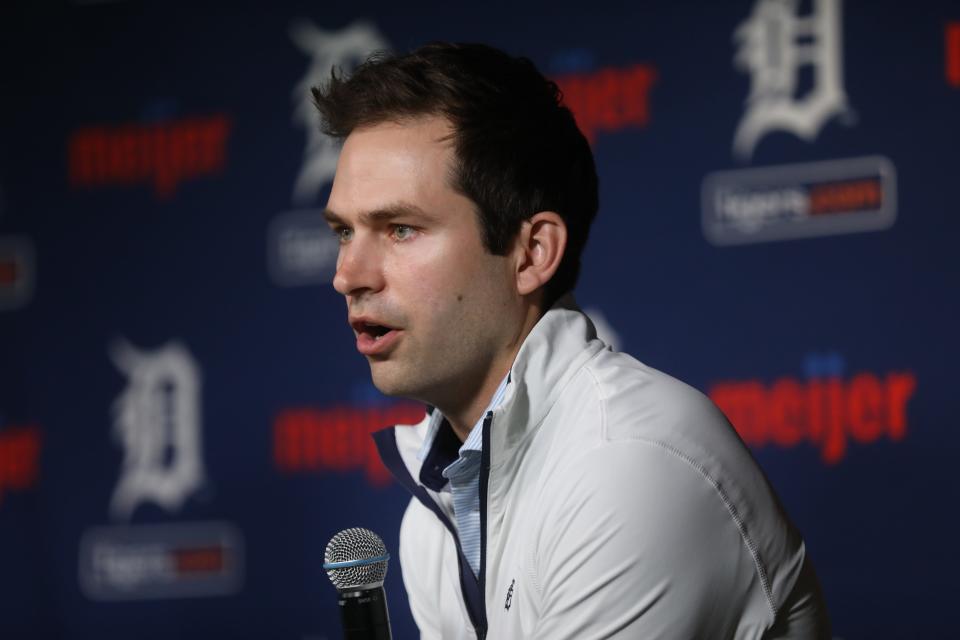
[375,293,607,480]
[487,293,606,467]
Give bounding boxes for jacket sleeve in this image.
[398,497,444,639]
[530,440,769,640]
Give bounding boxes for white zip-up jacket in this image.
[373,297,830,639]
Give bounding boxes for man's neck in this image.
[439,302,544,441]
[442,365,510,442]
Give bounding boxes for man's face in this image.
[325,116,524,408]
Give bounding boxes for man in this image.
[315,42,830,639]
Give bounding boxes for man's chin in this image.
[369,366,419,400]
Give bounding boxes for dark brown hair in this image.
[312,42,598,307]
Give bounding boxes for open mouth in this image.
[350,317,402,355]
[368,324,391,340]
[358,322,394,341]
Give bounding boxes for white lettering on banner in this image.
[92,542,172,591]
[701,155,896,245]
[78,522,244,600]
[715,187,809,232]
[289,20,390,205]
[109,339,204,521]
[733,0,850,160]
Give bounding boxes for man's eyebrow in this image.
[322,204,437,225]
[322,208,345,225]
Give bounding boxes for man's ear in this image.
[514,211,567,297]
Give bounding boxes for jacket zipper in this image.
[477,411,493,640]
[371,425,487,636]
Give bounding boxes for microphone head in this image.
[323,527,390,590]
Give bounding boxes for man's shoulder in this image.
[588,350,717,423]
[534,350,767,535]
[539,349,811,621]
[560,348,732,449]
[563,350,776,521]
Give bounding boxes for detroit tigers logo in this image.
[732,0,851,160]
[504,578,515,611]
[289,19,390,205]
[109,339,205,521]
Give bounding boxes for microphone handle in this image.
[337,586,392,640]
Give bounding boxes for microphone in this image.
[323,527,393,640]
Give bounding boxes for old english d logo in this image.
[733,0,850,160]
[109,339,205,520]
[289,19,389,205]
[504,578,515,611]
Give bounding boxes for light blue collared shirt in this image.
[417,373,510,576]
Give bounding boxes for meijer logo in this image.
[553,63,657,144]
[0,425,42,506]
[69,115,231,198]
[274,402,425,487]
[709,353,916,464]
[946,21,960,87]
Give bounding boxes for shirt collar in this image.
[415,372,511,490]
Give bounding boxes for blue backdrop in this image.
[1,1,957,638]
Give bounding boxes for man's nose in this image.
[332,238,385,296]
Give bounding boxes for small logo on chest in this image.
[504,578,515,611]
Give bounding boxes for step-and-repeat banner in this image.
[2,1,957,638]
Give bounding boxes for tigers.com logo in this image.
[702,156,897,245]
[709,353,916,464]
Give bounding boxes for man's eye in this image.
[333,227,353,243]
[392,224,416,241]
